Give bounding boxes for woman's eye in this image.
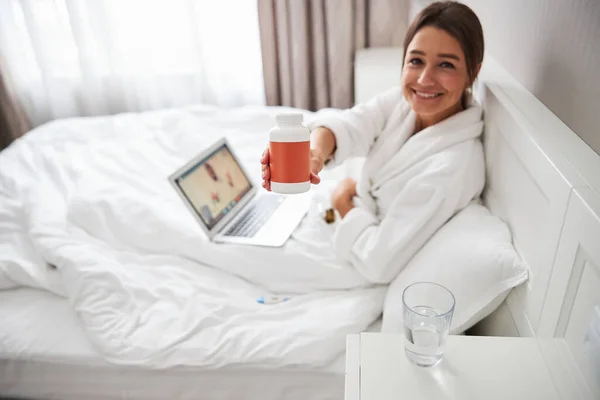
[440,61,455,69]
[408,58,423,65]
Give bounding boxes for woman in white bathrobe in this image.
[203,1,486,294]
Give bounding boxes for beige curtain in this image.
[0,62,30,152]
[257,0,408,110]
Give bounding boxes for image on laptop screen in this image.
[174,144,252,230]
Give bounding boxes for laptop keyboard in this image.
[223,195,285,238]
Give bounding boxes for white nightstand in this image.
[345,332,594,400]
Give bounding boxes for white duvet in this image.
[0,105,385,369]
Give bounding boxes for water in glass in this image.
[402,282,455,367]
[403,305,449,367]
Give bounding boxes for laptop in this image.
[169,137,313,247]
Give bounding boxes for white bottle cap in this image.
[275,113,303,125]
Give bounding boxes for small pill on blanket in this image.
[257,295,289,305]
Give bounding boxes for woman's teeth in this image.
[415,91,441,98]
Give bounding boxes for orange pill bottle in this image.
[268,113,311,194]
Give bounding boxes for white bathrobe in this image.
[307,87,485,284]
[176,87,485,294]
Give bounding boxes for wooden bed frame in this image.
[353,48,600,395]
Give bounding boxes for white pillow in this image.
[380,201,528,335]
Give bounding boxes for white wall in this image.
[410,0,600,155]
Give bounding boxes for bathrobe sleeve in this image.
[331,154,473,284]
[307,87,403,167]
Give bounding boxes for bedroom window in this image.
[0,0,265,127]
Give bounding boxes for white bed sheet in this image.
[0,104,385,370]
[0,287,382,400]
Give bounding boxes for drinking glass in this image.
[402,282,455,367]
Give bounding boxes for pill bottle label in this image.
[269,141,310,184]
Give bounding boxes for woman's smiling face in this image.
[401,26,470,127]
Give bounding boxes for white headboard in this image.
[354,47,600,397]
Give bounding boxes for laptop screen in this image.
[173,143,253,230]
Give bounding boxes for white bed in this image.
[1,47,599,400]
[0,102,383,399]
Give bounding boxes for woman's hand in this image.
[331,177,357,218]
[260,147,326,191]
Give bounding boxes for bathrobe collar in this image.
[368,99,483,191]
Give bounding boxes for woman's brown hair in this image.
[403,1,485,88]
